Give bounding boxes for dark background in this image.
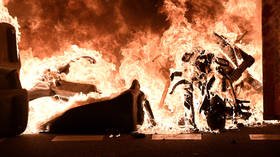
[263,0,280,119]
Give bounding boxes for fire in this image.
[0,0,20,45]
[1,0,266,134]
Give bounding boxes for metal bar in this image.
[52,135,104,142]
[249,134,280,140]
[152,134,202,140]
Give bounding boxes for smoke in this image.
[6,0,170,63]
[183,0,261,43]
[5,0,261,64]
[184,0,227,24]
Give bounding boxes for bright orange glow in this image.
[1,0,267,134]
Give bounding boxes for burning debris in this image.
[28,56,100,101]
[1,0,265,134]
[168,33,257,131]
[42,79,156,134]
[34,33,257,134]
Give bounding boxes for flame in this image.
[0,0,271,134]
[0,0,20,45]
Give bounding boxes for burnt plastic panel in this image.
[0,23,28,137]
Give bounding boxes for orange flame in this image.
[1,0,268,134]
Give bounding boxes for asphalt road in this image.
[0,124,280,157]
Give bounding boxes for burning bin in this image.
[46,89,140,134]
[0,23,28,137]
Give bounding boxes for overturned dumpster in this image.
[43,80,155,134]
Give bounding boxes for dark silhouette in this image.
[43,79,155,134]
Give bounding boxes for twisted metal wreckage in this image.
[28,56,100,101]
[169,33,257,131]
[29,32,259,133]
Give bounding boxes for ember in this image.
[0,0,265,134]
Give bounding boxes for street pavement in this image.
[0,124,280,157]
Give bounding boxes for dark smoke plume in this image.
[184,0,227,24]
[184,0,255,37]
[6,0,170,63]
[6,0,261,63]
